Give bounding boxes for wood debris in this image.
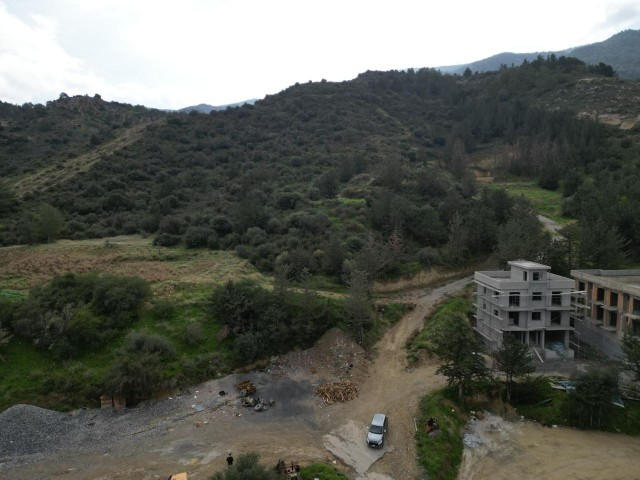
[315,381,359,404]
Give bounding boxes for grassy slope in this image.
[488,180,570,223]
[0,236,269,411]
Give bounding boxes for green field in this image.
[489,181,571,224]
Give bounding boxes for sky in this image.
[1,0,640,110]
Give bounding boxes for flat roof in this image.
[572,270,640,297]
[508,260,550,270]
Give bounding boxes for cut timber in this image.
[315,381,359,404]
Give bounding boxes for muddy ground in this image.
[3,277,640,480]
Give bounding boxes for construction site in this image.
[2,278,640,480]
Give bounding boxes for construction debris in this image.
[236,380,257,397]
[315,381,359,404]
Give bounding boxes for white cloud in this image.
[1,0,639,109]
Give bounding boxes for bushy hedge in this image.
[10,273,151,359]
[208,279,344,363]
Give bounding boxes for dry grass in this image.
[0,235,267,294]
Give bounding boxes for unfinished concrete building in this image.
[474,260,574,360]
[570,269,640,359]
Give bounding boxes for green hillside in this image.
[1,58,639,280]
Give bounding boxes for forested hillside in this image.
[1,57,639,281]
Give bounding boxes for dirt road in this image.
[4,275,640,480]
[460,413,640,480]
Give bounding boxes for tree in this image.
[432,312,489,398]
[566,369,619,429]
[210,452,281,480]
[106,352,163,403]
[36,203,64,244]
[345,269,373,345]
[444,212,469,265]
[494,198,550,266]
[445,138,467,178]
[0,182,17,217]
[621,331,640,381]
[0,327,12,362]
[492,333,535,401]
[578,217,627,268]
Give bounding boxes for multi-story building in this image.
[570,269,640,359]
[474,260,574,360]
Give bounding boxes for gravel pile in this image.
[0,399,181,470]
[0,404,79,457]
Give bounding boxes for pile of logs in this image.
[315,381,359,404]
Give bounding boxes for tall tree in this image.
[345,269,373,345]
[0,327,12,362]
[36,203,64,244]
[621,331,640,381]
[492,333,535,401]
[578,217,627,268]
[494,197,550,266]
[566,369,619,429]
[444,212,469,266]
[432,312,489,398]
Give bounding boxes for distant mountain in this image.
[437,29,640,79]
[437,50,565,76]
[178,99,257,114]
[567,29,640,80]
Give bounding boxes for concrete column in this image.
[541,330,546,349]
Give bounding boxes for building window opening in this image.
[509,292,520,307]
[532,292,542,301]
[533,272,541,281]
[508,311,520,326]
[551,291,562,306]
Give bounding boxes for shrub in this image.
[124,331,176,359]
[153,233,181,247]
[210,452,281,480]
[183,226,211,248]
[152,299,175,321]
[91,275,151,320]
[300,464,348,480]
[184,321,204,346]
[105,352,164,403]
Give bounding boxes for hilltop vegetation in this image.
[1,57,638,282]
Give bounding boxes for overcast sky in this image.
[1,0,640,110]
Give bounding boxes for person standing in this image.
[226,453,234,466]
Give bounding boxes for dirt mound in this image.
[269,327,367,383]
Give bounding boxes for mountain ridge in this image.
[436,29,640,79]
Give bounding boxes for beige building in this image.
[474,260,574,360]
[571,269,640,359]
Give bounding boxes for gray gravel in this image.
[0,372,317,472]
